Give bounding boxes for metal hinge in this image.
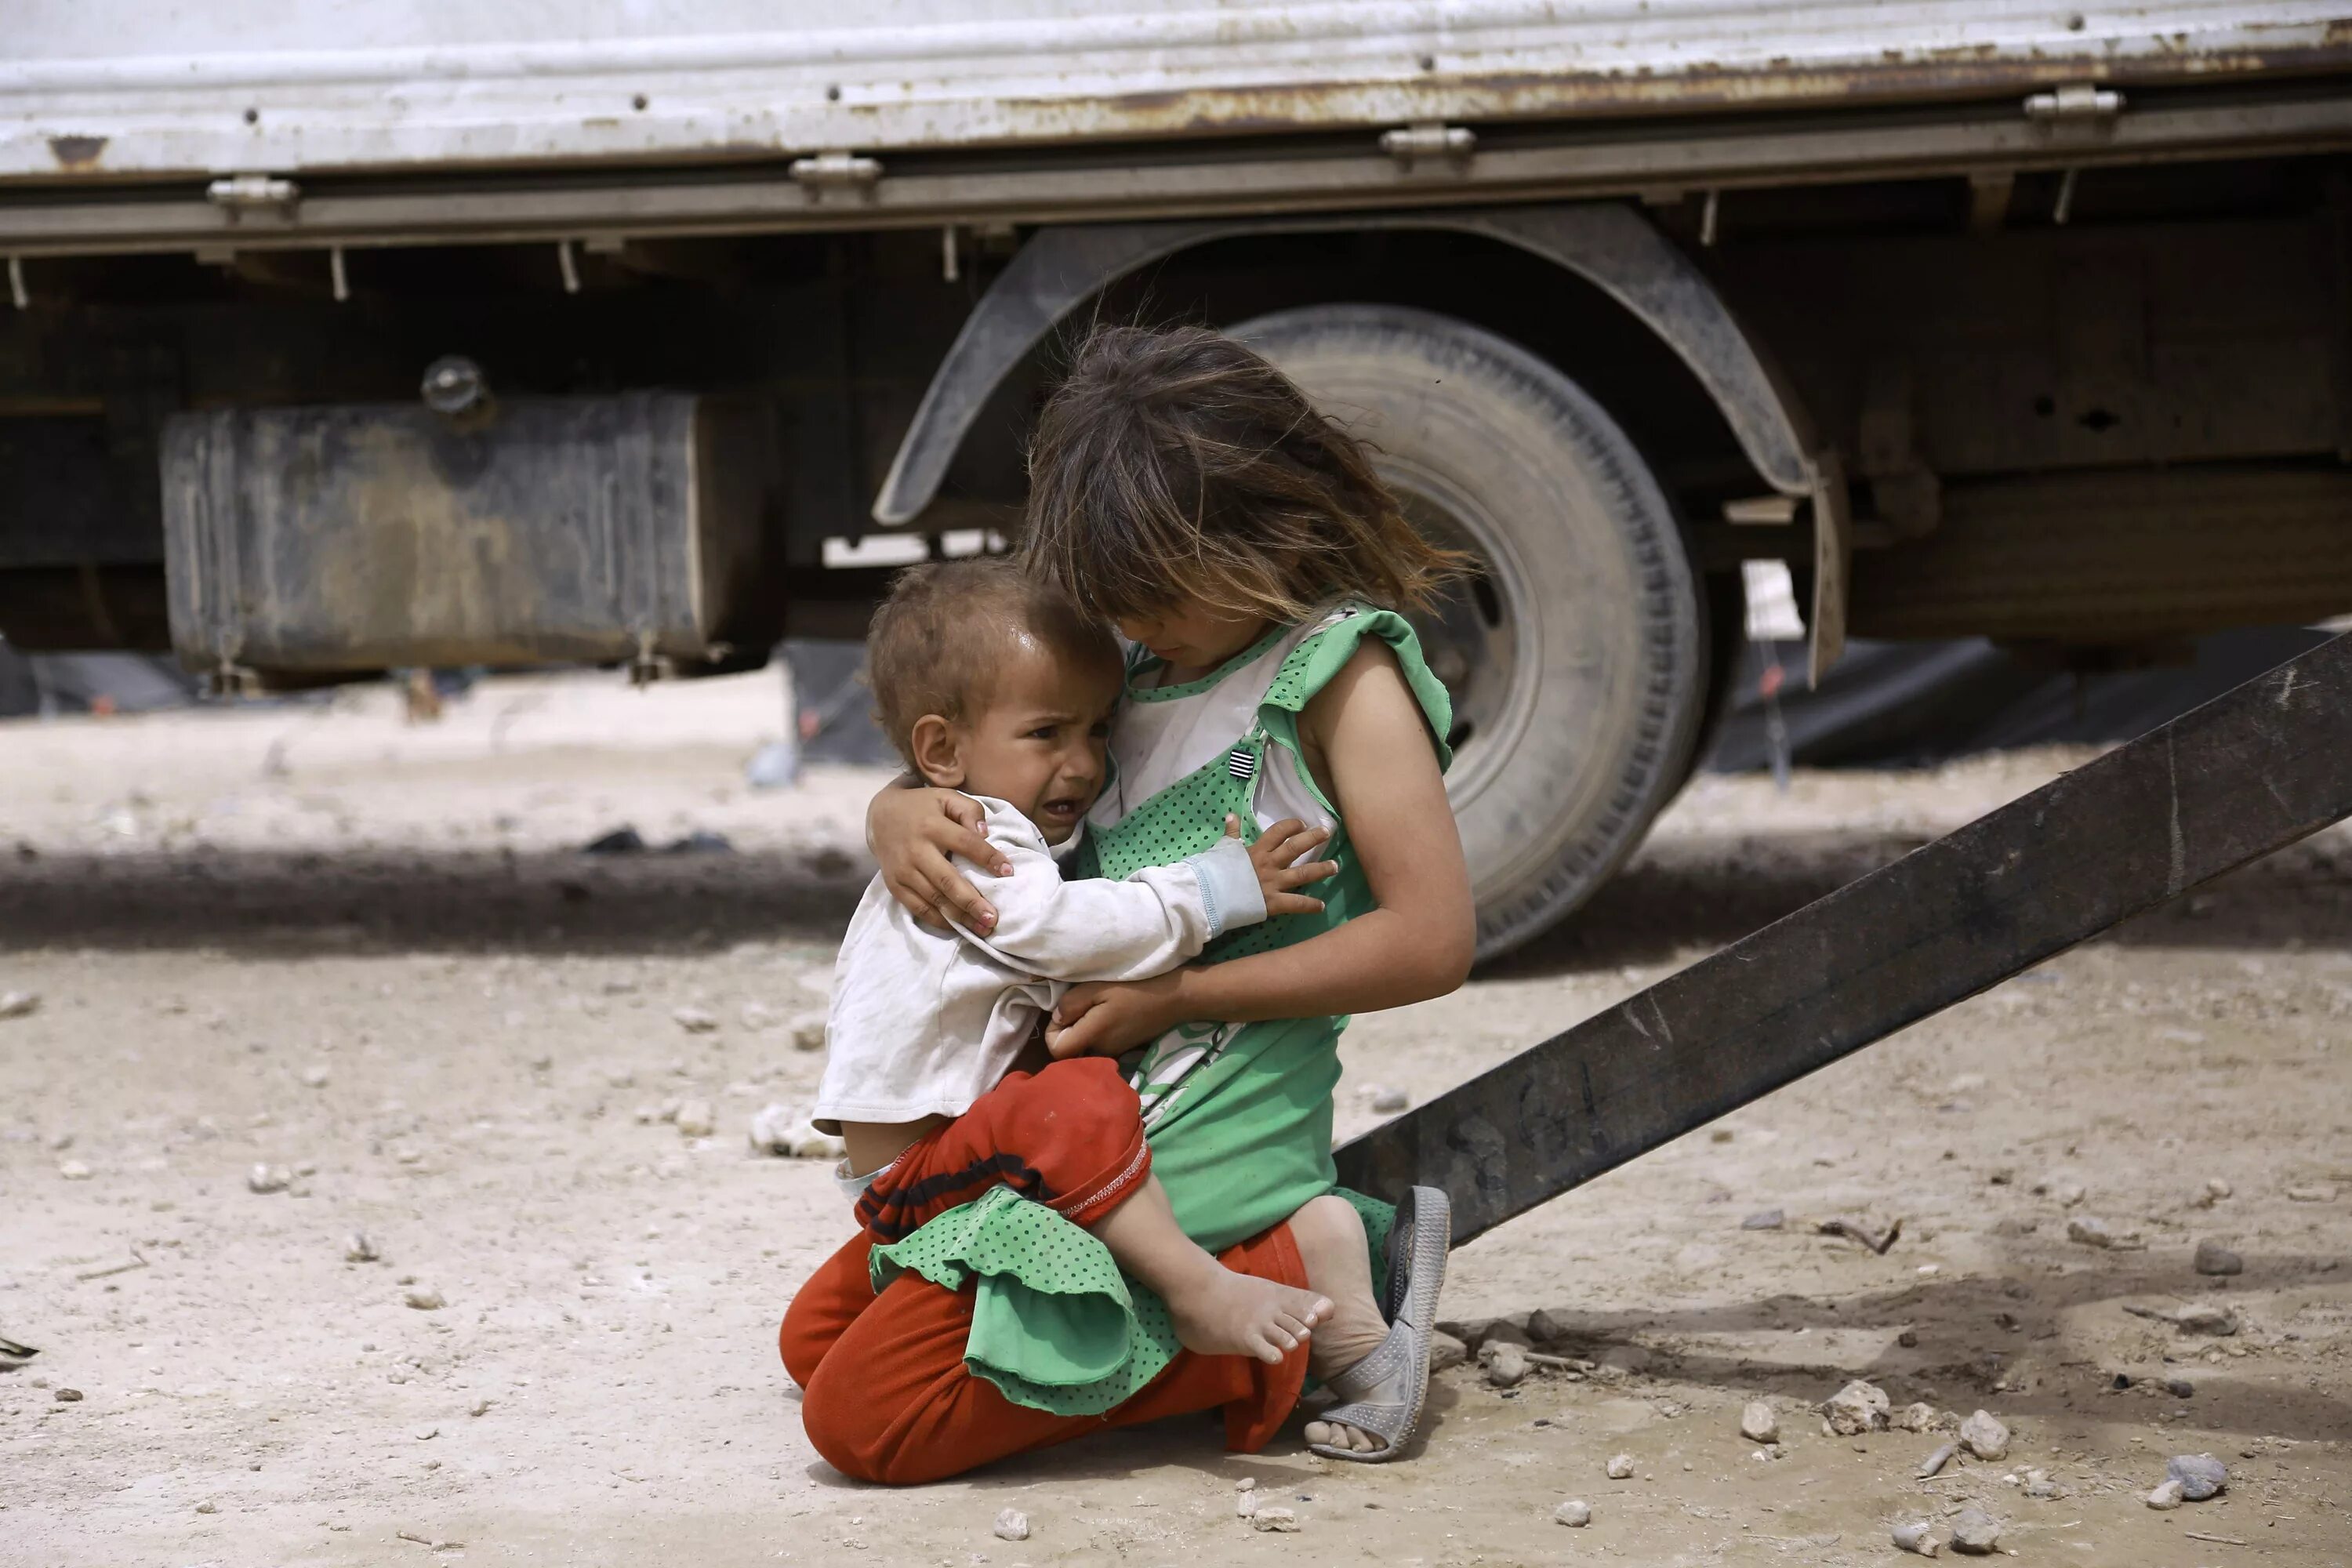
[205,173,300,210]
[1379,122,1475,163]
[2024,83,2123,123]
[789,151,883,188]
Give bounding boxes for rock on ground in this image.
[2167,1453,2228,1501]
[1427,1330,1468,1374]
[1947,1508,2002,1555]
[1958,1409,2009,1461]
[1892,1521,1940,1556]
[1740,1400,1778,1443]
[1553,1500,1591,1526]
[2146,1479,2185,1510]
[1250,1506,1298,1533]
[1893,1401,1941,1432]
[1606,1454,1635,1479]
[991,1507,1029,1541]
[2194,1239,2245,1276]
[1823,1379,1890,1435]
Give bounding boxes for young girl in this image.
[780,323,1475,1479]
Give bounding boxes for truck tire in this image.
[1228,303,1709,962]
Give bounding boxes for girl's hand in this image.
[1233,814,1338,916]
[1047,971,1189,1058]
[866,782,1011,934]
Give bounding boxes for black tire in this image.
[1229,303,1710,961]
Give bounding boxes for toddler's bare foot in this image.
[1163,1267,1332,1365]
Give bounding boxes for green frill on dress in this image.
[870,1185,1397,1416]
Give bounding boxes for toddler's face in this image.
[944,637,1123,844]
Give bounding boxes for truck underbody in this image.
[6,53,2351,956]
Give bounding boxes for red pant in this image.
[780,1058,1309,1483]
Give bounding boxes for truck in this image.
[5,2,2351,960]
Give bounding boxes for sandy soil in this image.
[5,669,2349,1566]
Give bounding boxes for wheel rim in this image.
[1380,456,1539,816]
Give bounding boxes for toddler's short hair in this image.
[866,557,1120,771]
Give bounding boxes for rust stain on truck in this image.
[45,135,106,169]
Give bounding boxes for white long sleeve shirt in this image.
[811,793,1266,1133]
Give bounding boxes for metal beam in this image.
[4,88,2350,259]
[1334,633,2352,1244]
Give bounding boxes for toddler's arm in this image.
[962,815,1331,984]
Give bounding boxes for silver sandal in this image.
[1305,1185,1450,1463]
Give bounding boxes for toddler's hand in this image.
[1233,814,1337,917]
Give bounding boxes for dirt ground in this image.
[5,668,2349,1567]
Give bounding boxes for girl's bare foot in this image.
[1288,1194,1393,1453]
[1163,1268,1332,1364]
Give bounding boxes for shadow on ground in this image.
[3,830,2343,963]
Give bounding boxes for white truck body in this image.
[6,2,2350,184]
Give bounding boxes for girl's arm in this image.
[866,778,1012,934]
[1046,644,1475,1057]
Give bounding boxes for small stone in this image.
[246,1164,291,1194]
[2022,1468,2067,1500]
[1483,1342,1530,1388]
[1893,1402,1940,1432]
[1235,1491,1258,1518]
[404,1288,445,1311]
[2166,1453,2227,1501]
[1896,1329,1921,1349]
[1823,1378,1890,1435]
[672,1005,720,1034]
[789,1011,829,1052]
[1606,1453,1635,1479]
[1741,1209,1785,1230]
[194,1500,217,1514]
[1959,1409,2010,1461]
[470,1396,492,1417]
[992,1507,1029,1541]
[0,990,39,1019]
[1891,1521,1941,1556]
[673,1099,716,1138]
[1917,1441,1958,1479]
[2172,1302,2238,1337]
[1553,1500,1592,1527]
[1364,1084,1410,1113]
[1947,1507,2001,1555]
[345,1232,379,1263]
[57,1159,92,1181]
[2196,1177,2233,1206]
[1250,1506,1298,1532]
[2194,1240,2244,1276]
[2145,1478,2184,1510]
[1235,1477,1255,1491]
[2067,1215,2128,1247]
[2285,1182,2336,1203]
[2165,1377,2195,1398]
[1739,1400,1778,1443]
[300,1064,331,1088]
[1481,1319,1534,1353]
[747,1102,845,1160]
[1427,1330,1468,1374]
[53,1387,83,1403]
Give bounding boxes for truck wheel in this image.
[1229,303,1709,962]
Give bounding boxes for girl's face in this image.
[1116,598,1271,678]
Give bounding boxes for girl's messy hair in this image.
[1021,324,1468,625]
